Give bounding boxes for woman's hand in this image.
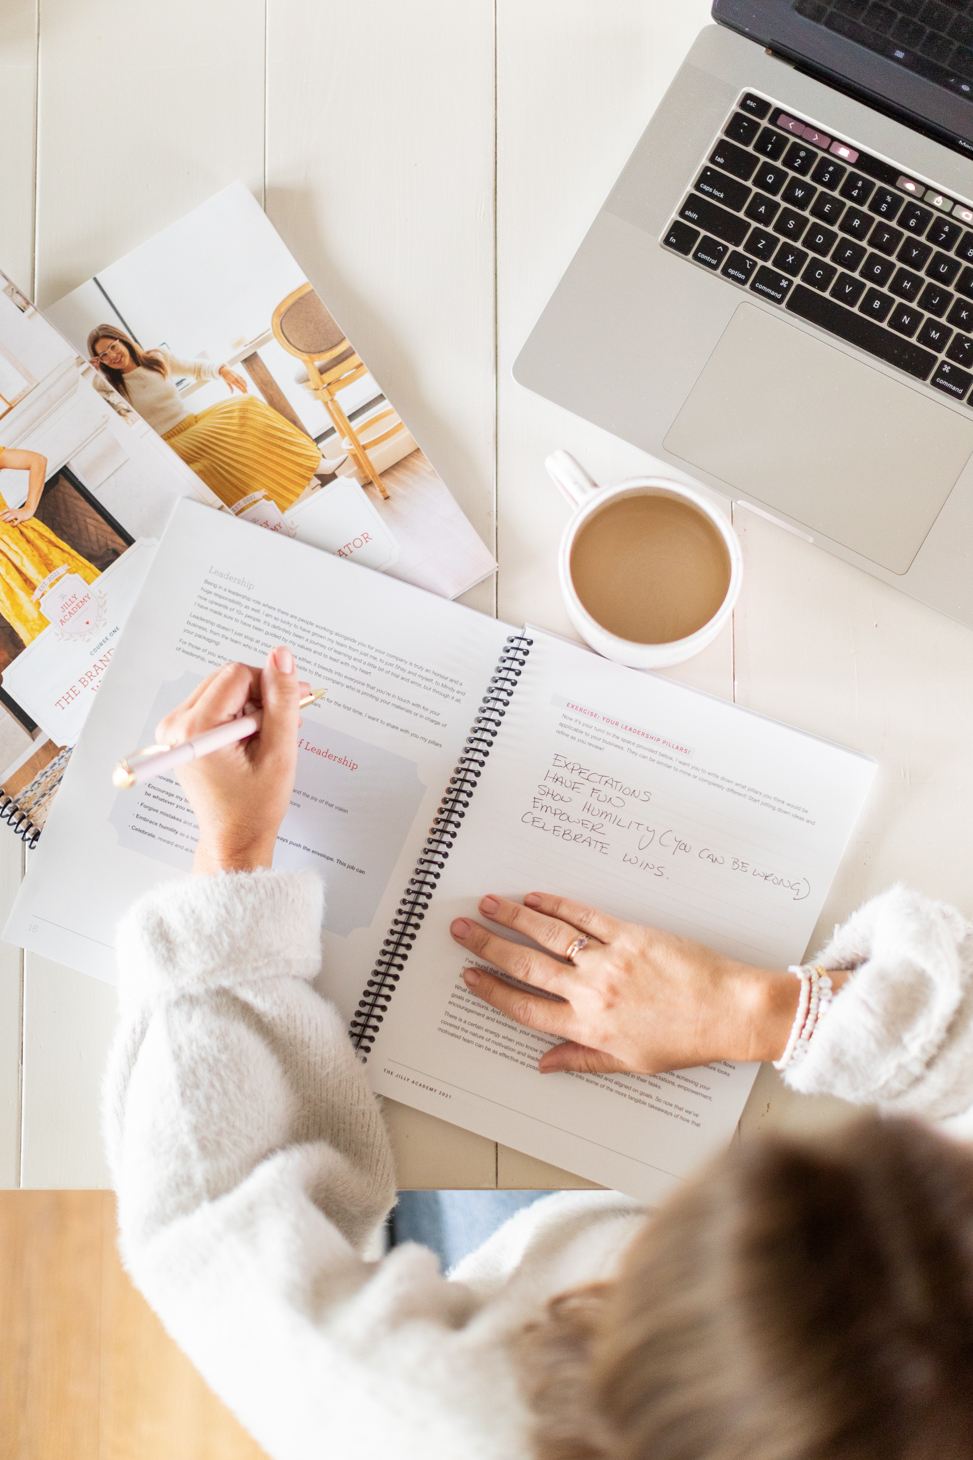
[156,646,308,876]
[0,506,34,525]
[450,892,809,1075]
[219,365,248,394]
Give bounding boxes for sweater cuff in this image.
[115,868,324,1006]
[783,884,973,1119]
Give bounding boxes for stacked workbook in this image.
[0,182,495,843]
[5,499,874,1199]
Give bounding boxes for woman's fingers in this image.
[477,894,607,961]
[521,892,622,945]
[252,647,301,766]
[460,966,575,1040]
[538,1041,630,1075]
[451,917,572,994]
[156,663,258,744]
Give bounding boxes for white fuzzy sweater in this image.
[118,351,221,435]
[105,872,973,1459]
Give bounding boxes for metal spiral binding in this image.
[0,792,41,849]
[350,632,533,1058]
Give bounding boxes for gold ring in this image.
[565,935,589,962]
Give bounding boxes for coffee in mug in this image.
[569,493,732,644]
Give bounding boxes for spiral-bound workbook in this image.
[5,501,875,1199]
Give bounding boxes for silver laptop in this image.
[514,1,973,626]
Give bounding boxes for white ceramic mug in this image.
[545,450,743,670]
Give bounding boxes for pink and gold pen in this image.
[112,687,328,789]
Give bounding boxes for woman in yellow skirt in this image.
[0,447,101,645]
[88,326,346,513]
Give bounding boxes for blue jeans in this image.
[392,1190,557,1272]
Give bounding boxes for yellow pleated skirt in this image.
[163,396,321,511]
[0,497,99,645]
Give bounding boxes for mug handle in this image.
[545,450,600,507]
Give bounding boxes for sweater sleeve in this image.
[783,884,973,1133]
[104,868,633,1460]
[159,349,222,383]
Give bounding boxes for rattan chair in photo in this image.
[271,283,410,500]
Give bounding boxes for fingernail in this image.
[273,646,294,674]
[524,892,542,908]
[480,895,500,915]
[462,967,480,987]
[451,918,470,939]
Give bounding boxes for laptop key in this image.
[898,202,933,235]
[870,224,903,256]
[709,138,759,181]
[745,226,778,261]
[839,206,873,240]
[753,161,788,196]
[694,167,751,211]
[861,288,894,322]
[811,156,846,190]
[888,302,922,337]
[861,253,896,287]
[785,284,937,379]
[869,187,903,220]
[917,282,953,318]
[693,236,729,270]
[889,267,925,301]
[724,112,762,146]
[927,217,964,250]
[810,192,844,224]
[830,271,866,307]
[740,93,772,120]
[833,239,867,271]
[774,207,809,242]
[955,265,973,300]
[802,258,837,291]
[662,220,700,257]
[678,195,749,247]
[749,266,794,304]
[774,242,809,276]
[930,360,973,399]
[783,142,817,175]
[744,192,781,226]
[805,224,838,257]
[946,332,973,368]
[956,231,973,265]
[721,250,758,286]
[781,176,816,210]
[754,126,789,160]
[917,318,952,352]
[840,172,875,205]
[898,237,932,270]
[949,297,973,329]
[926,251,961,286]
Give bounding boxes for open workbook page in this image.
[366,630,876,1201]
[5,500,509,1014]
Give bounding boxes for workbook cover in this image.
[46,181,496,604]
[0,183,496,844]
[0,269,217,842]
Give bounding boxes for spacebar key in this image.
[784,284,936,381]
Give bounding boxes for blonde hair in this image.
[519,1118,973,1460]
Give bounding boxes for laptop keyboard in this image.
[662,91,973,403]
[793,0,973,100]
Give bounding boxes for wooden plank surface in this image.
[0,835,24,1188]
[0,1191,267,1459]
[0,0,37,295]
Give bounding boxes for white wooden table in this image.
[3,0,973,1191]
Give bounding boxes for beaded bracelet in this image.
[773,963,834,1072]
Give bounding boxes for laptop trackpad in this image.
[663,303,973,574]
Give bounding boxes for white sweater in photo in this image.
[105,870,973,1460]
[112,350,222,435]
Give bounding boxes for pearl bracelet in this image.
[773,963,834,1072]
